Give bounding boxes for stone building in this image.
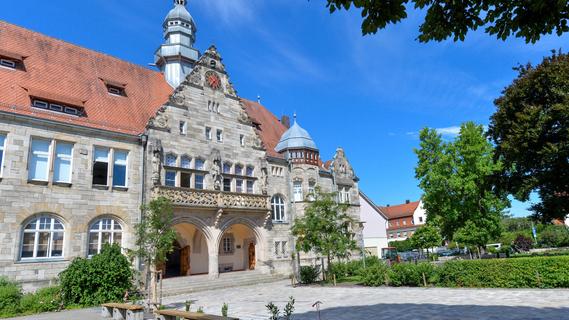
[0,1,361,290]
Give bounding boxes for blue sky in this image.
[3,1,566,216]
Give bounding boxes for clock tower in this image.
[155,0,200,88]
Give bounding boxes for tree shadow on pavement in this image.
[293,303,568,320]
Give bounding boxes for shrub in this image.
[19,286,63,314]
[59,244,134,306]
[329,256,381,281]
[0,277,22,317]
[359,263,390,287]
[513,235,533,252]
[436,256,569,288]
[388,262,435,287]
[538,225,569,248]
[299,265,320,284]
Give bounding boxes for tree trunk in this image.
[476,246,481,259]
[149,264,159,309]
[326,254,331,281]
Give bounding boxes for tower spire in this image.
[154,0,199,87]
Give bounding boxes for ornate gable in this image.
[331,147,357,185]
[182,45,238,98]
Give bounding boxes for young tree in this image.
[131,197,177,308]
[489,51,569,222]
[415,122,508,245]
[323,0,569,43]
[410,224,442,255]
[292,188,358,276]
[454,220,500,258]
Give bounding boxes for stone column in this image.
[208,229,220,279]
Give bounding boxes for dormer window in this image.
[0,58,16,69]
[0,50,25,71]
[107,85,126,97]
[32,98,82,117]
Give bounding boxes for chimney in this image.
[281,115,290,128]
[405,199,410,204]
[386,204,390,207]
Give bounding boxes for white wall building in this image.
[359,192,389,257]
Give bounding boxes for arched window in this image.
[271,195,286,222]
[88,218,123,256]
[181,155,192,169]
[21,216,64,259]
[165,153,177,167]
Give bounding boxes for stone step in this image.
[160,271,288,297]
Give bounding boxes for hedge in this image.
[436,256,569,288]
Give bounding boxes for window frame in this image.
[179,121,187,135]
[88,217,123,257]
[53,140,74,184]
[216,129,223,142]
[293,181,303,202]
[28,138,52,182]
[271,195,286,222]
[112,149,129,188]
[20,215,65,261]
[0,133,6,178]
[205,127,212,140]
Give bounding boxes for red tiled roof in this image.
[241,98,287,158]
[0,21,173,136]
[380,200,420,219]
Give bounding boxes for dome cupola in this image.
[275,114,319,165]
[155,0,199,88]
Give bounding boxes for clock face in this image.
[205,71,221,90]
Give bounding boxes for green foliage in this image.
[325,0,569,43]
[292,188,358,271]
[538,225,569,248]
[359,263,390,287]
[388,239,414,252]
[19,286,63,314]
[436,256,569,288]
[133,197,178,268]
[283,296,295,320]
[415,122,507,244]
[0,277,22,317]
[489,52,569,222]
[511,249,569,259]
[410,224,442,250]
[299,265,320,284]
[221,302,228,317]
[266,302,279,320]
[59,244,133,306]
[388,263,436,287]
[197,306,204,313]
[329,256,381,281]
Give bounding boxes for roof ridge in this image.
[0,20,162,76]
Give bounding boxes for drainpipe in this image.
[139,134,148,273]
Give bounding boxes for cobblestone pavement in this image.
[8,280,569,319]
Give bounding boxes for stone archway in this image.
[163,223,210,278]
[217,223,260,273]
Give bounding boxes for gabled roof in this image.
[241,98,288,158]
[359,191,389,220]
[380,200,421,219]
[0,21,173,136]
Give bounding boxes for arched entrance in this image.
[218,224,257,273]
[163,223,209,278]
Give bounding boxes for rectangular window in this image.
[419,217,423,223]
[181,172,192,188]
[216,129,223,142]
[246,180,254,193]
[165,170,176,187]
[195,174,204,189]
[403,220,407,226]
[195,159,205,170]
[53,141,73,183]
[92,147,110,185]
[179,121,187,135]
[223,178,231,192]
[240,134,245,146]
[281,241,288,257]
[205,127,212,140]
[236,179,243,193]
[112,150,128,187]
[293,181,303,202]
[107,85,126,96]
[246,166,254,177]
[0,58,16,69]
[33,100,48,109]
[223,163,231,174]
[29,139,50,181]
[0,134,5,177]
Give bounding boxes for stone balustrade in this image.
[152,186,269,210]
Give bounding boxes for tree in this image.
[415,122,508,244]
[324,0,569,43]
[388,238,414,252]
[291,188,358,276]
[489,51,569,222]
[130,197,177,308]
[454,220,499,258]
[410,224,442,254]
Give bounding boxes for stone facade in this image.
[0,116,142,290]
[0,2,363,290]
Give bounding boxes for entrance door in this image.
[165,241,181,278]
[248,242,256,270]
[180,245,190,276]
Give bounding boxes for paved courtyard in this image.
[8,280,569,319]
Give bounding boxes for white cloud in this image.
[435,126,461,137]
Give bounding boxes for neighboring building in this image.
[381,200,426,241]
[359,192,388,257]
[0,1,362,289]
